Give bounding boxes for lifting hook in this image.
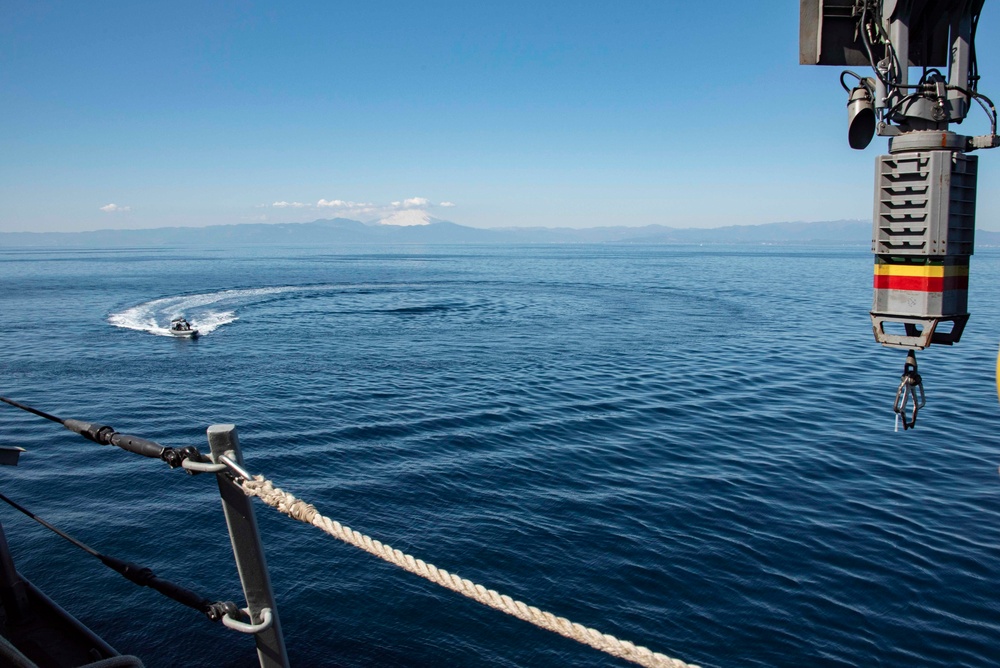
[893,349,925,430]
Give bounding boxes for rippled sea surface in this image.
[1,244,998,668]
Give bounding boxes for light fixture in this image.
[847,84,875,150]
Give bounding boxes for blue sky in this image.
[2,1,998,232]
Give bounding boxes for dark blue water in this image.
[1,244,998,668]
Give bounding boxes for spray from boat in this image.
[108,286,297,337]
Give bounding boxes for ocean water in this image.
[0,243,998,668]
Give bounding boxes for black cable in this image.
[840,70,871,93]
[858,0,923,98]
[973,93,998,137]
[0,491,99,557]
[946,85,998,136]
[0,491,235,621]
[884,92,923,121]
[0,395,184,463]
[850,4,992,131]
[0,396,66,426]
[859,2,890,86]
[970,10,980,91]
[919,68,944,85]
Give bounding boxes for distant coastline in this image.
[3,217,1000,248]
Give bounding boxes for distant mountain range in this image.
[3,217,1000,247]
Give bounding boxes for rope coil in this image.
[239,475,699,668]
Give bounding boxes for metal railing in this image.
[0,395,698,668]
[0,396,287,667]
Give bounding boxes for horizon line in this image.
[0,217,880,236]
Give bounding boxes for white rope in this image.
[239,475,700,668]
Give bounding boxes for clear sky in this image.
[2,1,998,233]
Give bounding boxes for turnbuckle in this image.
[893,349,925,430]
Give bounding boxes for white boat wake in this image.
[108,286,298,337]
[109,283,438,337]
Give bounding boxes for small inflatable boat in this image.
[169,317,199,338]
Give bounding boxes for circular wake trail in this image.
[108,286,299,337]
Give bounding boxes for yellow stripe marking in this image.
[873,265,968,277]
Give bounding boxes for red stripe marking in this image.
[873,275,969,291]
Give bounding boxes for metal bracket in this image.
[0,447,25,467]
[870,313,968,350]
[877,122,902,136]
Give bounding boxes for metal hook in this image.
[222,607,274,634]
[893,349,925,430]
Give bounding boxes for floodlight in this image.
[847,84,876,149]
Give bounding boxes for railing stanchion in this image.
[207,424,289,668]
